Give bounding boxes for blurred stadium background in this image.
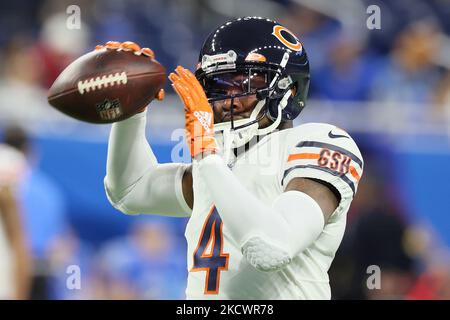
[0,0,449,300]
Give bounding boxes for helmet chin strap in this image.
[256,89,291,136]
[214,89,291,162]
[214,99,264,151]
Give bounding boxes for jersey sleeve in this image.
[281,123,364,201]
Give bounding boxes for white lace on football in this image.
[77,72,128,94]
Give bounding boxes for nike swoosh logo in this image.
[328,130,349,139]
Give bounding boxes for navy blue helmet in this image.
[195,17,310,129]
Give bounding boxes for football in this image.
[47,44,166,124]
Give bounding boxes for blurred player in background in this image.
[0,141,31,299]
[104,17,364,299]
[3,126,72,300]
[3,126,74,300]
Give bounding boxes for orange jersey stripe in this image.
[349,166,361,182]
[288,153,320,162]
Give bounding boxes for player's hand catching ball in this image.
[95,41,165,113]
[48,40,166,123]
[169,66,218,159]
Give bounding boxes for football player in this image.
[0,141,31,299]
[104,17,363,299]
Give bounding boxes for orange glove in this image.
[95,41,165,112]
[169,66,218,159]
[95,40,156,59]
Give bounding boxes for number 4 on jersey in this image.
[191,206,229,294]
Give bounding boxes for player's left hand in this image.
[169,66,218,159]
[95,41,164,114]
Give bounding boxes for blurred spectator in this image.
[0,143,31,299]
[95,218,186,299]
[3,125,71,299]
[35,11,90,88]
[0,38,50,123]
[281,4,341,98]
[434,70,450,121]
[46,228,95,299]
[313,33,380,101]
[403,223,450,300]
[369,21,442,105]
[91,0,199,77]
[407,263,450,300]
[351,210,416,299]
[0,1,41,47]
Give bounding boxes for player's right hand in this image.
[169,66,218,159]
[95,41,165,113]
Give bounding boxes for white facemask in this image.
[214,89,291,164]
[212,52,292,162]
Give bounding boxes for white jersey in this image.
[184,122,363,299]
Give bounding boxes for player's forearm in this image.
[105,111,156,199]
[104,112,191,216]
[197,154,292,249]
[197,154,324,271]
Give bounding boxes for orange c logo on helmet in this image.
[272,25,302,52]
